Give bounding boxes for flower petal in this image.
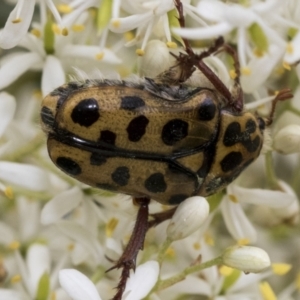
[41,187,83,225]
[172,22,233,40]
[0,0,35,49]
[0,162,50,191]
[0,52,42,89]
[124,261,159,300]
[56,221,103,263]
[59,269,102,300]
[229,184,296,208]
[26,244,51,297]
[0,92,16,138]
[221,196,257,242]
[42,55,66,97]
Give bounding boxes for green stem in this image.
[264,151,280,190]
[155,256,223,291]
[157,238,172,265]
[288,105,300,118]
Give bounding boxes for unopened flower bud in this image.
[138,40,172,77]
[222,245,271,273]
[273,125,300,154]
[167,196,209,241]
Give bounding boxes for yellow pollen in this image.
[275,66,285,75]
[228,194,238,203]
[62,27,69,36]
[124,32,135,42]
[253,48,264,57]
[286,43,294,54]
[165,247,176,258]
[271,263,291,275]
[72,24,85,32]
[96,52,105,60]
[296,273,300,290]
[193,242,201,250]
[52,24,61,34]
[111,19,121,29]
[4,186,14,200]
[67,243,75,251]
[57,4,73,14]
[237,238,250,246]
[166,41,177,48]
[241,67,251,75]
[204,233,214,246]
[259,281,277,300]
[9,241,20,250]
[50,291,57,300]
[220,265,234,276]
[282,61,291,71]
[136,49,145,56]
[229,69,237,79]
[33,90,42,99]
[106,218,119,237]
[11,274,21,283]
[12,18,22,24]
[30,28,41,38]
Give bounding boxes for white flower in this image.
[59,261,159,300]
[222,245,271,273]
[0,0,66,49]
[173,0,287,93]
[109,0,175,52]
[167,196,209,241]
[221,183,297,242]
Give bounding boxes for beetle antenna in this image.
[265,89,293,126]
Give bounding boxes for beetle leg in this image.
[173,0,241,111]
[107,197,150,300]
[148,207,177,228]
[265,88,293,126]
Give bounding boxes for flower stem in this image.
[264,151,280,190]
[155,256,223,291]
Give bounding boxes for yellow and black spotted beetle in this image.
[40,1,292,298]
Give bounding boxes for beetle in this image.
[40,1,292,298]
[41,76,265,205]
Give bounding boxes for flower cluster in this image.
[0,0,300,299]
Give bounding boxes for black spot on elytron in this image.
[126,115,149,142]
[162,119,189,146]
[111,166,130,186]
[223,120,261,152]
[169,194,189,205]
[41,106,55,128]
[220,152,243,173]
[120,96,145,110]
[96,183,116,191]
[90,153,107,166]
[144,173,167,193]
[223,122,241,147]
[56,157,81,176]
[245,119,256,133]
[71,98,100,127]
[99,130,116,145]
[198,98,217,121]
[243,136,261,153]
